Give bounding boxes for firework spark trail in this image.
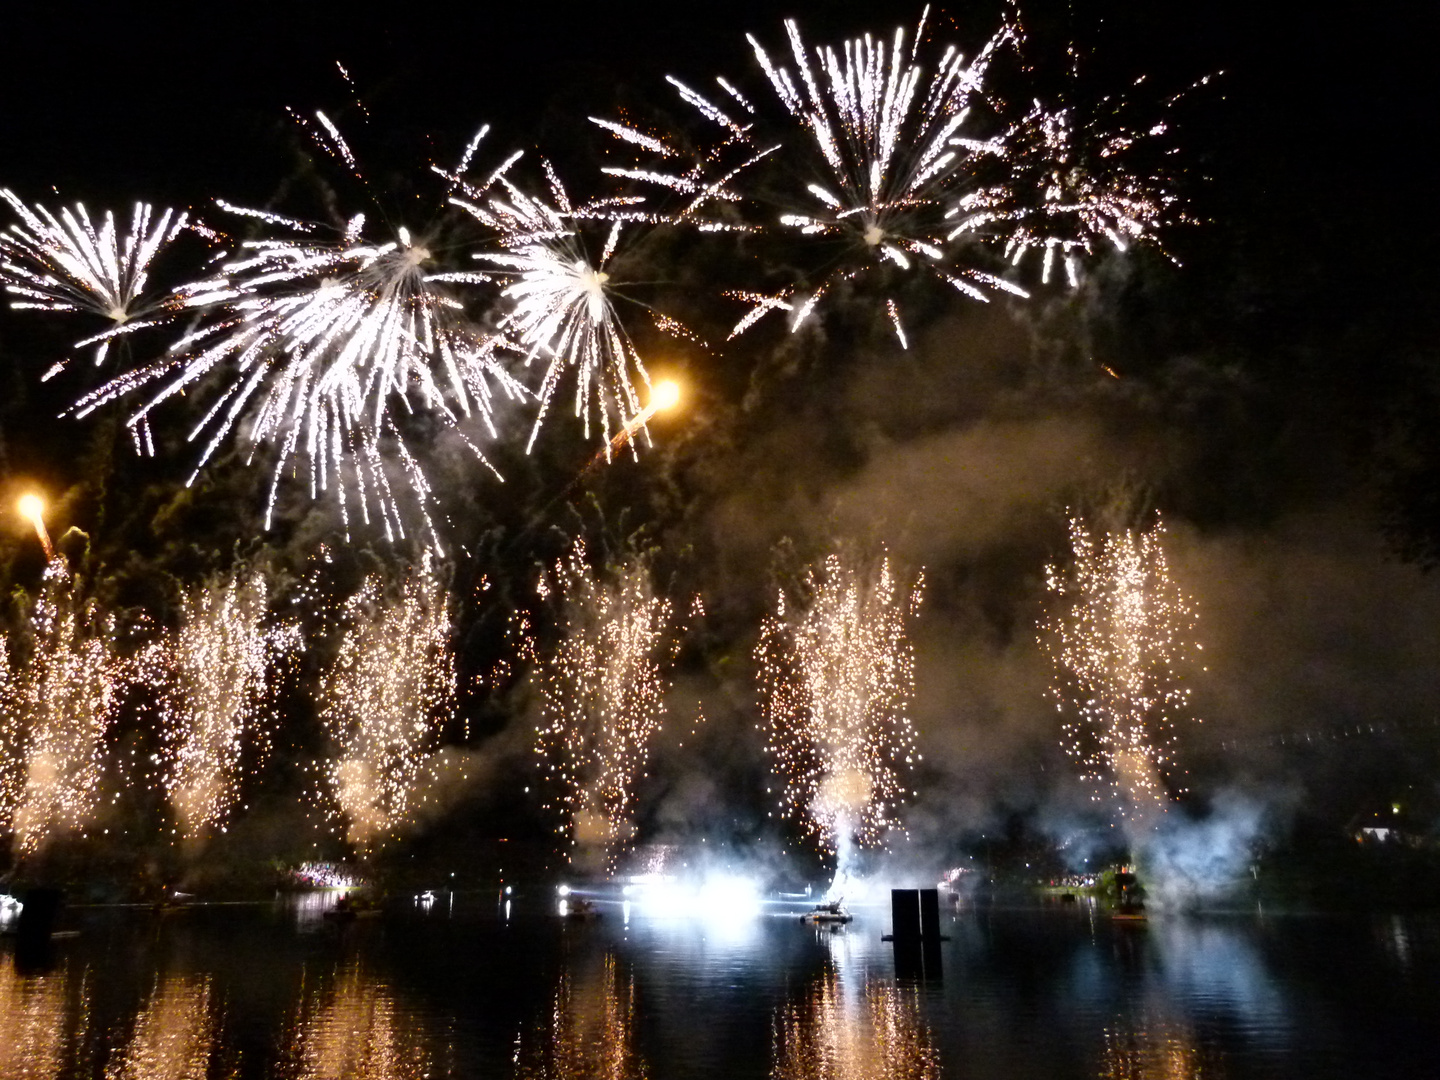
[152,571,301,842]
[597,11,1028,345]
[0,560,123,858]
[70,120,526,547]
[962,72,1205,286]
[0,190,189,369]
[524,541,683,865]
[756,551,924,863]
[449,164,667,458]
[1040,512,1201,821]
[317,557,455,851]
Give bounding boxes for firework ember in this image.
[525,540,682,865]
[317,558,455,851]
[1040,512,1201,820]
[0,559,123,858]
[154,571,300,841]
[756,550,924,858]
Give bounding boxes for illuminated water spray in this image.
[153,571,300,841]
[756,550,924,885]
[0,559,123,857]
[317,558,455,851]
[1040,512,1201,822]
[525,541,686,867]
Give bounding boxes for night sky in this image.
[0,0,1437,876]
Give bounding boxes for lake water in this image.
[2,893,1436,1078]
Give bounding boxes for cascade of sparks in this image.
[1040,512,1201,821]
[597,10,1030,346]
[317,558,455,851]
[0,559,123,858]
[0,189,189,369]
[67,119,525,546]
[151,571,301,842]
[450,163,664,457]
[969,67,1204,286]
[756,551,924,856]
[525,541,683,865]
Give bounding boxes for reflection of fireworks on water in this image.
[756,551,924,855]
[452,165,662,457]
[514,953,649,1080]
[72,118,524,546]
[283,962,432,1080]
[0,189,188,368]
[105,975,218,1080]
[1040,512,1201,820]
[0,953,91,1080]
[1097,1012,1216,1080]
[524,541,685,865]
[153,571,300,841]
[772,968,940,1080]
[0,560,122,857]
[318,558,454,850]
[599,12,1026,345]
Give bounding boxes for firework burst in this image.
[317,557,455,851]
[0,560,123,858]
[153,571,300,841]
[0,189,189,369]
[451,162,674,458]
[524,540,684,865]
[71,119,526,546]
[1040,511,1201,820]
[756,550,924,856]
[597,10,1027,346]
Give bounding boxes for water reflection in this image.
[0,951,91,1079]
[281,961,431,1080]
[514,952,649,1079]
[771,964,941,1079]
[105,974,218,1080]
[1097,1014,1222,1080]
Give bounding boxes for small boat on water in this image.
[562,898,601,920]
[800,899,853,924]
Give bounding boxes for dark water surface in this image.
[2,894,1437,1078]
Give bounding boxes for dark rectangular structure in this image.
[890,889,922,940]
[919,887,941,939]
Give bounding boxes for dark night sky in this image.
[1,0,1437,864]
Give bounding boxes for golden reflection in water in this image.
[1097,1015,1224,1080]
[282,962,431,1080]
[0,952,91,1079]
[105,974,219,1080]
[771,968,940,1080]
[514,952,649,1080]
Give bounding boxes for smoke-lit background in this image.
[0,0,1436,893]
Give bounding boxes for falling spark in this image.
[598,12,1026,344]
[152,571,300,841]
[756,550,924,855]
[317,557,455,851]
[524,540,681,865]
[72,119,525,546]
[0,559,123,858]
[1040,511,1201,820]
[0,190,189,367]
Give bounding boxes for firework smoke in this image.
[317,557,455,851]
[525,540,684,867]
[153,571,300,842]
[1040,511,1202,823]
[0,559,123,858]
[756,550,924,883]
